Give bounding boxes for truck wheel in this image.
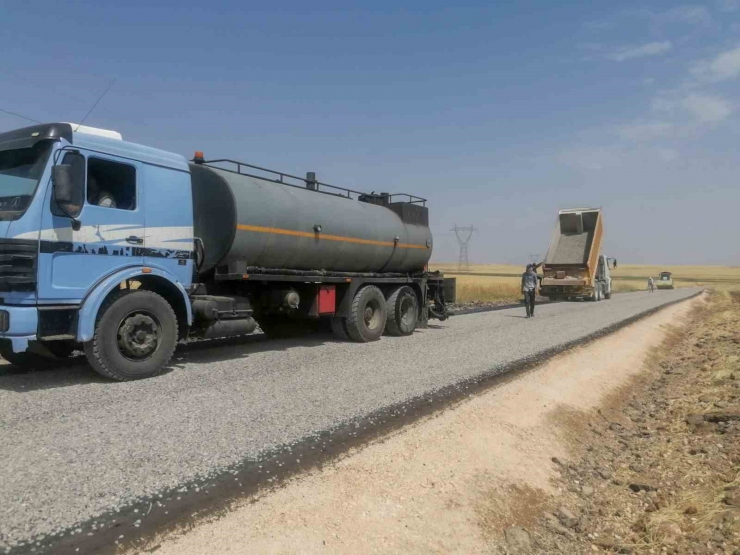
[330,317,349,340]
[417,305,429,329]
[84,290,178,381]
[346,285,386,342]
[385,286,418,336]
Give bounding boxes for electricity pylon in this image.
[451,224,477,271]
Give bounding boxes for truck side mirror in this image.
[52,156,84,219]
[52,165,74,202]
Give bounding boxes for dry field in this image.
[431,263,740,303]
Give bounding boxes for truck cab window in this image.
[87,157,136,210]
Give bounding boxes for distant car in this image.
[656,271,674,290]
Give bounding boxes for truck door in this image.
[37,149,145,303]
[141,163,194,286]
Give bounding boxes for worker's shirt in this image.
[521,271,538,291]
[96,192,117,209]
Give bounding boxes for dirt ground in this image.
[128,292,726,554]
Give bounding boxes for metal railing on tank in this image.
[191,153,427,206]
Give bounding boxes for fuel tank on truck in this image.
[189,163,433,275]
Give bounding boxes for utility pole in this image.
[451,224,477,272]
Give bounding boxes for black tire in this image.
[385,286,418,336]
[417,305,429,329]
[330,317,350,340]
[346,285,386,342]
[84,290,178,381]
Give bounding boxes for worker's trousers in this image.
[524,290,536,317]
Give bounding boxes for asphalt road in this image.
[0,288,701,551]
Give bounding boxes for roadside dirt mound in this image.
[133,293,705,555]
[508,291,739,554]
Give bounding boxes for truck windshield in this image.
[0,141,53,220]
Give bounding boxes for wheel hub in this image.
[118,313,160,360]
[364,306,374,324]
[400,297,415,326]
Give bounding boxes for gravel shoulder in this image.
[0,288,701,551]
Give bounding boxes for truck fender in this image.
[77,267,192,343]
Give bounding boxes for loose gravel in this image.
[0,288,701,549]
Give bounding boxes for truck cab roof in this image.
[0,123,189,173]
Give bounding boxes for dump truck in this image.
[0,123,454,381]
[539,208,616,302]
[656,271,674,290]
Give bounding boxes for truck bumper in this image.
[0,306,38,352]
[540,285,592,298]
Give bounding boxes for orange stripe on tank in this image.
[235,224,429,249]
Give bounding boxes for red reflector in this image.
[318,285,336,315]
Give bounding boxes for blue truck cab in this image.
[0,123,194,377]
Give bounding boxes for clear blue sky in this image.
[2,0,739,265]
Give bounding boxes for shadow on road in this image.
[0,331,339,393]
[0,357,107,392]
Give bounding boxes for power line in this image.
[0,108,41,124]
[451,224,477,272]
[76,78,116,130]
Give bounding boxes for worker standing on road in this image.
[648,277,655,293]
[521,264,538,318]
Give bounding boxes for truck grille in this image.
[0,239,38,292]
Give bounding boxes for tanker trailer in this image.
[189,155,453,343]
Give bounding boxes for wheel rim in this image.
[117,311,161,361]
[363,299,383,330]
[399,295,416,328]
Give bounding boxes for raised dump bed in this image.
[545,209,600,265]
[540,208,609,301]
